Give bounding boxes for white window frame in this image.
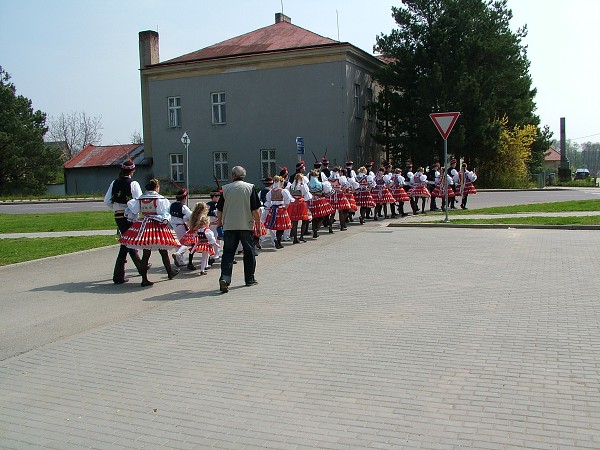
[168,96,181,128]
[214,151,228,181]
[211,92,226,125]
[354,84,361,118]
[261,149,277,179]
[170,153,184,182]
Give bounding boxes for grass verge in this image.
[446,216,600,226]
[450,199,600,215]
[0,211,115,233]
[0,236,117,266]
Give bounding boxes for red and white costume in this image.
[326,176,351,210]
[286,179,312,221]
[264,184,294,230]
[455,169,478,196]
[119,191,181,250]
[431,174,456,199]
[407,171,431,198]
[353,173,376,208]
[306,176,335,218]
[372,172,395,204]
[389,173,410,202]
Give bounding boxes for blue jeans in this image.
[220,230,256,285]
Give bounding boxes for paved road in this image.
[1,187,600,214]
[1,206,600,448]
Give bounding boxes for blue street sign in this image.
[296,137,305,155]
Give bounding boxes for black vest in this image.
[111,178,133,204]
[170,201,184,219]
[427,169,437,182]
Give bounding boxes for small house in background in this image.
[543,146,561,172]
[63,144,152,195]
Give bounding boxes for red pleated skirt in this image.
[306,196,335,218]
[118,217,181,250]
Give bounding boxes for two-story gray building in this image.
[139,12,385,189]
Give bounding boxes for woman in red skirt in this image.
[119,179,181,287]
[264,175,294,249]
[286,173,312,244]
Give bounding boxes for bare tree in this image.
[131,130,143,145]
[46,111,103,158]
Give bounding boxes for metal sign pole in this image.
[443,138,449,223]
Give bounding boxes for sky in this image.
[1,0,599,147]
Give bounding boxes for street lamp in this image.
[181,131,191,204]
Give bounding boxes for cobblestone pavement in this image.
[1,222,600,449]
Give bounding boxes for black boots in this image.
[112,257,128,284]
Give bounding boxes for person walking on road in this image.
[119,179,181,287]
[216,166,262,293]
[104,159,145,284]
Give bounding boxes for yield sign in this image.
[430,112,460,140]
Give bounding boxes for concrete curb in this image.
[387,222,600,230]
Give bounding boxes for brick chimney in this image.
[275,13,291,24]
[139,30,159,69]
[138,31,159,158]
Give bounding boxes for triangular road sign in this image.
[430,112,460,140]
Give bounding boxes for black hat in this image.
[175,188,188,200]
[321,158,330,165]
[295,161,305,170]
[365,161,374,167]
[121,159,135,170]
[313,161,322,168]
[345,160,354,166]
[263,177,274,186]
[210,189,221,196]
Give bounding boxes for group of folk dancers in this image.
[253,157,478,248]
[106,157,477,287]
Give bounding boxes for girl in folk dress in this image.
[327,167,352,231]
[407,167,431,214]
[389,168,411,217]
[353,166,376,224]
[119,179,181,287]
[264,175,294,249]
[179,202,209,270]
[306,169,335,237]
[287,172,312,244]
[456,163,478,209]
[431,167,455,211]
[189,216,217,275]
[371,167,395,220]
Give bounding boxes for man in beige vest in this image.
[216,166,262,293]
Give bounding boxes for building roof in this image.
[159,17,340,66]
[64,144,147,169]
[544,147,561,162]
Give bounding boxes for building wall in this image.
[65,167,153,195]
[146,55,382,187]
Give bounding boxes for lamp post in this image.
[181,132,191,204]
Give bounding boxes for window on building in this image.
[214,152,228,181]
[354,84,361,118]
[168,96,181,128]
[261,149,277,179]
[170,153,184,182]
[366,87,373,121]
[211,92,226,125]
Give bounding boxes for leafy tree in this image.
[373,0,539,182]
[479,116,536,187]
[46,111,102,159]
[0,67,64,196]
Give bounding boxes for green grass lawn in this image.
[0,211,115,233]
[449,198,600,215]
[1,199,599,266]
[0,235,118,266]
[447,216,600,226]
